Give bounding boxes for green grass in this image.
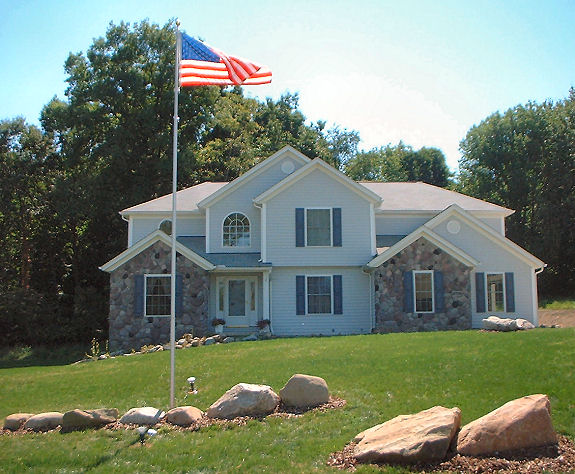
[540,298,575,309]
[0,343,87,369]
[1,329,574,473]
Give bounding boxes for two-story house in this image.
[100,146,545,350]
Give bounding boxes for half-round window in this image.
[159,219,172,235]
[223,213,250,247]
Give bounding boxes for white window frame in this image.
[144,274,171,318]
[485,272,506,312]
[413,270,434,314]
[305,275,333,315]
[305,207,332,247]
[222,211,251,248]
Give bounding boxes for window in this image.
[486,273,505,312]
[307,276,332,314]
[414,271,434,313]
[145,275,171,317]
[223,212,250,247]
[306,208,331,246]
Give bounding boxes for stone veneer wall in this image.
[109,241,210,351]
[374,237,472,333]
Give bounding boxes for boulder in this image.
[354,406,461,464]
[206,383,280,419]
[482,316,518,331]
[119,407,165,425]
[3,413,35,431]
[61,408,118,432]
[204,337,216,346]
[242,334,258,342]
[166,406,203,426]
[279,374,329,408]
[516,318,536,330]
[23,412,64,431]
[457,394,557,456]
[222,337,235,344]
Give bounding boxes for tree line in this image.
[1,20,572,345]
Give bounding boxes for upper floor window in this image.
[306,208,331,246]
[223,212,250,247]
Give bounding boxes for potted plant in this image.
[257,319,271,335]
[211,318,226,334]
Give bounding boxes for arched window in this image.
[223,213,250,247]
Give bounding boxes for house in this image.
[100,146,545,350]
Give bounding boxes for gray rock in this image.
[23,412,64,431]
[242,334,258,342]
[222,337,235,343]
[279,374,329,408]
[119,407,165,425]
[3,413,34,431]
[166,406,203,426]
[516,318,536,330]
[204,337,216,346]
[354,406,461,465]
[206,383,280,419]
[61,408,118,432]
[482,316,518,331]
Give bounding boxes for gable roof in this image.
[254,158,383,205]
[365,226,480,270]
[424,204,546,268]
[99,230,216,272]
[197,145,310,209]
[360,181,513,216]
[121,182,227,215]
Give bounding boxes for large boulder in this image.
[206,383,280,419]
[516,318,536,330]
[23,412,64,431]
[61,408,118,432]
[279,374,329,408]
[482,316,518,331]
[3,413,35,431]
[354,406,461,465]
[119,407,165,425]
[457,394,557,456]
[166,406,203,426]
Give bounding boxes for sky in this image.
[1,0,574,170]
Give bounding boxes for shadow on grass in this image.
[0,344,87,369]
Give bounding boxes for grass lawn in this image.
[1,329,574,473]
[540,298,575,309]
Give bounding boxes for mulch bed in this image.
[327,435,575,473]
[1,396,346,436]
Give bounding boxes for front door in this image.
[217,277,257,327]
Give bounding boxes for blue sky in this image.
[1,0,574,169]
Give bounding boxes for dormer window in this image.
[223,212,250,247]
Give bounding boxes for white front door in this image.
[216,277,258,327]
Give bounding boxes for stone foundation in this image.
[374,237,471,333]
[108,241,210,351]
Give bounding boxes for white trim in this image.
[213,266,273,273]
[221,211,251,249]
[305,274,334,316]
[197,146,310,209]
[205,207,211,253]
[121,211,204,218]
[144,274,171,318]
[366,227,479,269]
[413,270,434,313]
[99,230,215,272]
[369,203,376,256]
[531,269,539,326]
[263,271,270,321]
[253,158,382,205]
[369,271,375,329]
[485,272,506,313]
[128,217,134,247]
[261,202,267,262]
[305,207,332,247]
[424,204,545,268]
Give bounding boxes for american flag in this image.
[180,33,272,87]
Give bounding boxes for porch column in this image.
[263,271,270,320]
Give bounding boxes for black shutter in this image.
[332,208,342,247]
[475,273,486,313]
[434,270,445,313]
[296,275,306,315]
[175,274,183,316]
[505,272,515,312]
[403,271,414,312]
[295,208,305,247]
[333,275,343,314]
[134,274,145,317]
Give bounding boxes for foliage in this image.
[344,141,452,186]
[0,330,573,472]
[458,88,575,296]
[211,318,226,326]
[539,298,575,310]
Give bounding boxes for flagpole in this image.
[169,20,181,409]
